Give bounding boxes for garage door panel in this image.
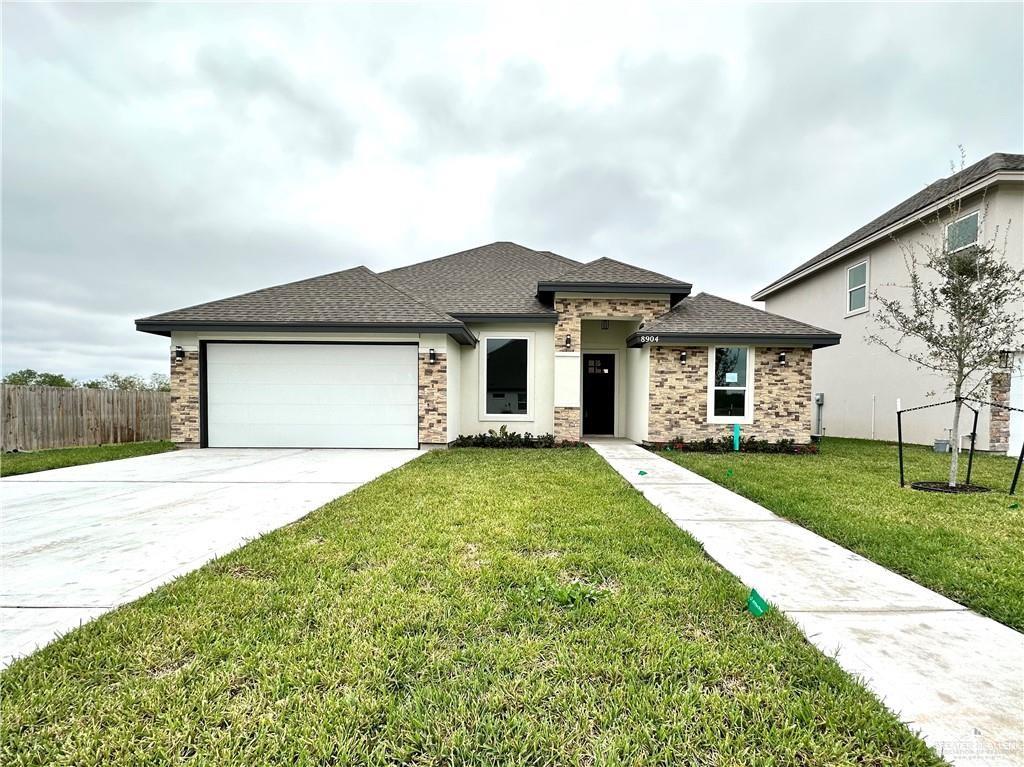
[208,423,417,449]
[208,403,418,427]
[207,383,416,407]
[208,363,417,387]
[204,344,419,448]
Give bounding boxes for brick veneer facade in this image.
[170,349,200,447]
[990,371,1010,453]
[553,296,670,441]
[647,346,812,443]
[419,351,448,445]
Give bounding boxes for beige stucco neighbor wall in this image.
[418,351,447,445]
[553,295,669,441]
[170,349,200,447]
[765,183,1024,451]
[647,346,812,443]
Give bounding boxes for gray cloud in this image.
[2,2,1021,380]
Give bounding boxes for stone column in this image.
[170,348,200,447]
[990,371,1010,453]
[418,351,448,446]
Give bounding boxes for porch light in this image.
[600,320,610,330]
[679,351,687,365]
[778,352,787,366]
[174,346,185,363]
[565,334,572,349]
[428,348,437,364]
[999,350,1011,368]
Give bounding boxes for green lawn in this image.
[1,448,941,766]
[665,438,1023,631]
[0,441,174,477]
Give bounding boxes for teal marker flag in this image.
[733,423,741,451]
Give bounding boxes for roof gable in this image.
[635,292,839,348]
[380,242,580,316]
[753,152,1024,300]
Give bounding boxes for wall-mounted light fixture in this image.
[999,350,1011,368]
[600,320,610,330]
[778,351,787,366]
[174,346,185,363]
[428,348,437,364]
[679,350,688,365]
[565,334,572,349]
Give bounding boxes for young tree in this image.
[868,154,1024,487]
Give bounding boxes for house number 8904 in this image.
[639,335,659,343]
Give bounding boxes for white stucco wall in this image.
[445,335,462,441]
[458,322,555,437]
[764,182,1024,450]
[625,347,650,442]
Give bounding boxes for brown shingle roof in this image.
[137,266,461,328]
[754,152,1024,299]
[547,256,689,287]
[637,293,839,347]
[380,241,580,316]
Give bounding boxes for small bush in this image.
[645,436,818,455]
[452,425,582,449]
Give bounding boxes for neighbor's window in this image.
[946,211,979,252]
[485,337,529,416]
[847,260,868,314]
[709,346,752,423]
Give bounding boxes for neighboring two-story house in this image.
[754,153,1024,455]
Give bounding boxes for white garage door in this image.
[205,343,419,448]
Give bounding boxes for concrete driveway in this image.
[0,447,423,667]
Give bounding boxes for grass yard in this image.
[0,448,941,766]
[0,441,175,477]
[665,438,1023,631]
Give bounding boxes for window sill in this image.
[707,417,754,426]
[845,307,869,318]
[479,413,533,422]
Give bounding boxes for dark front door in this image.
[583,354,615,435]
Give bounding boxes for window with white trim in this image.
[483,337,530,417]
[945,211,979,252]
[707,346,753,424]
[847,260,868,314]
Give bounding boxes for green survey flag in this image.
[747,589,770,617]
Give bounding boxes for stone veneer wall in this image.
[553,296,669,441]
[170,349,200,447]
[990,371,1010,453]
[419,351,448,445]
[647,346,812,443]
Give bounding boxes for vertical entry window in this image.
[712,347,749,418]
[847,261,868,313]
[946,211,979,252]
[485,338,528,415]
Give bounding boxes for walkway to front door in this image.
[582,353,615,434]
[588,438,1024,767]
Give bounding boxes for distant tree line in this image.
[2,370,170,392]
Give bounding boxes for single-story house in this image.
[136,242,840,448]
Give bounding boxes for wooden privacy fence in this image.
[1,385,170,451]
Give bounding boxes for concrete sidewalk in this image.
[588,438,1024,767]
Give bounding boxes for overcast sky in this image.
[3,2,1022,380]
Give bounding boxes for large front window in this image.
[484,337,529,416]
[708,346,753,424]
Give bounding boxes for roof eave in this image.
[752,169,1024,301]
[537,281,692,296]
[450,312,558,324]
[625,331,841,349]
[135,320,478,345]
